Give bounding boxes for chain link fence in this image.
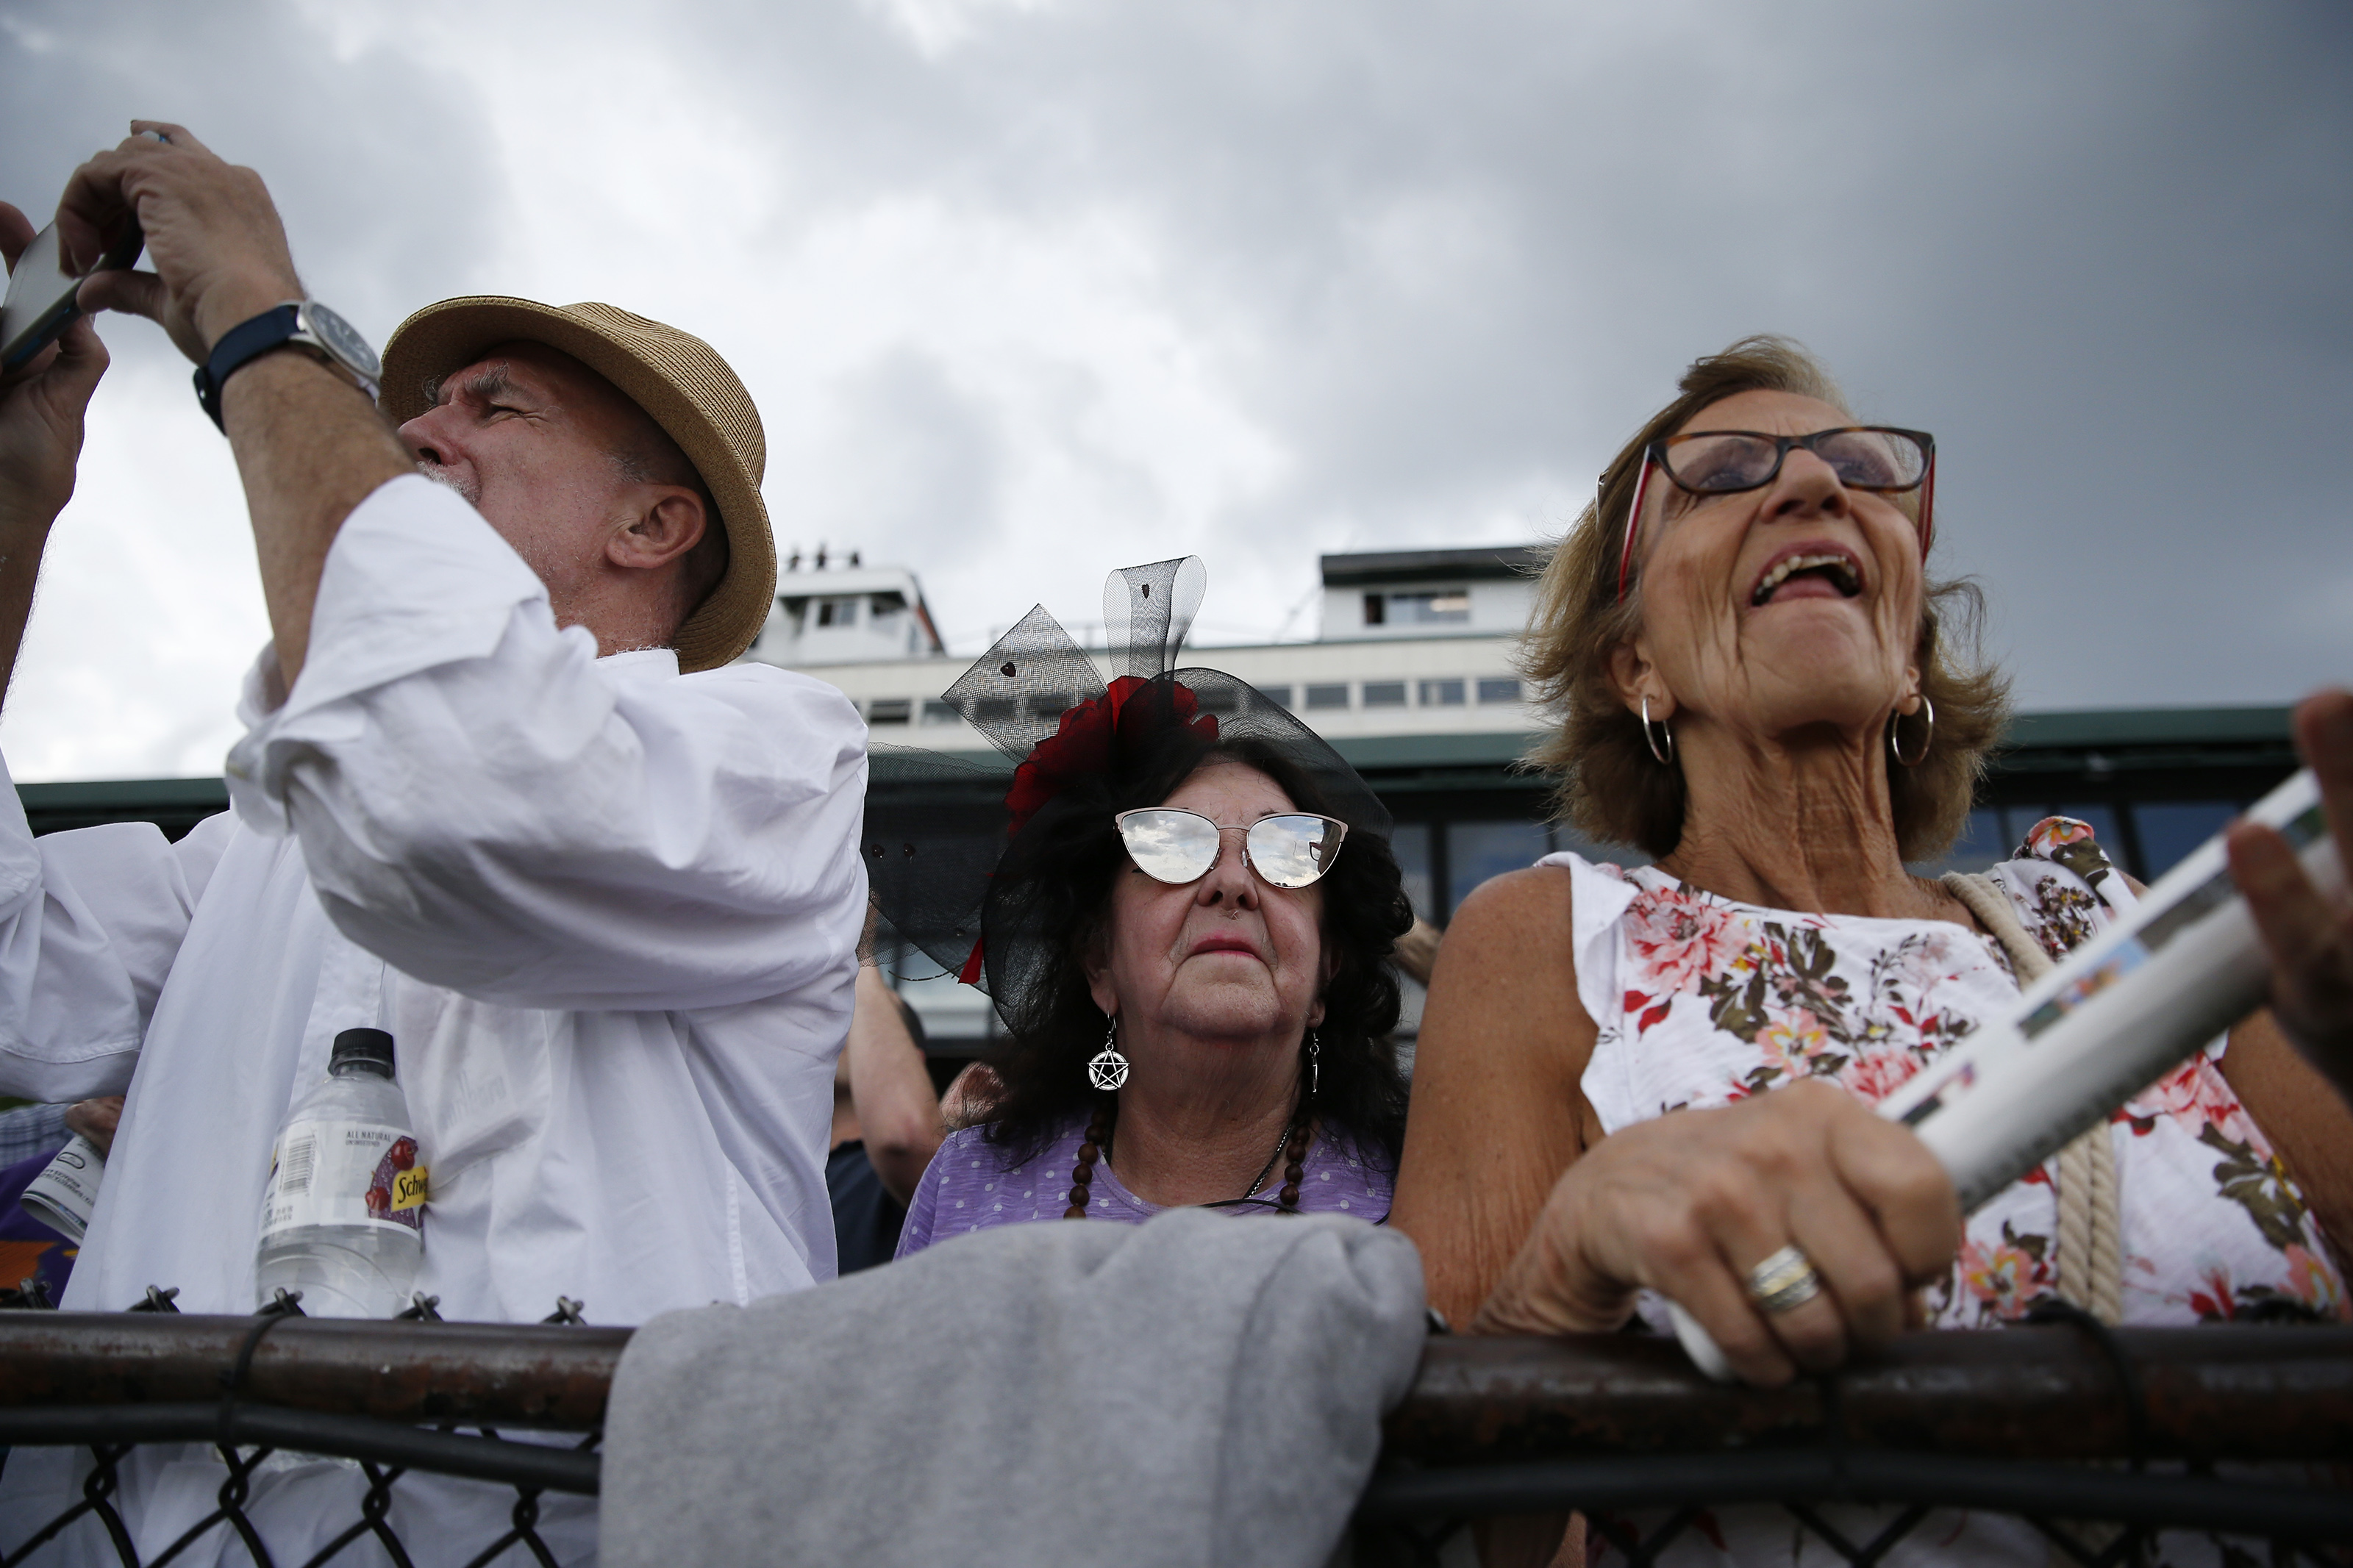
[4,1289,2349,1567]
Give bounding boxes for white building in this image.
[741,544,1565,1049]
[746,556,946,668]
[1318,546,1540,642]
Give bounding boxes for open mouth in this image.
[1749,548,1863,607]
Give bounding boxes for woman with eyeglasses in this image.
[1389,335,2353,1561]
[880,563,1413,1257]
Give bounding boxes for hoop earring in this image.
[1889,695,1935,767]
[1087,1015,1129,1091]
[1640,694,1676,766]
[1304,1028,1321,1099]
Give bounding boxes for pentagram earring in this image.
[1088,1015,1129,1092]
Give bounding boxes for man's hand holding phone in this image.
[62,122,305,368]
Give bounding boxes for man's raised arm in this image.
[64,121,409,686]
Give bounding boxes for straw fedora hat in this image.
[379,297,777,673]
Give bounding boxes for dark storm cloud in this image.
[731,0,2353,701]
[818,346,1010,573]
[5,0,2346,759]
[1,0,501,346]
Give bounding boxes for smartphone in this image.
[0,217,144,371]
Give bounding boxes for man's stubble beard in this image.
[418,461,481,506]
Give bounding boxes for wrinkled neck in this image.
[1104,1025,1302,1207]
[1660,717,1942,921]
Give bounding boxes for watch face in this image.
[301,302,382,378]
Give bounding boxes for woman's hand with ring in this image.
[1471,1078,1958,1386]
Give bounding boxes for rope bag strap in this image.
[1940,871,2125,1325]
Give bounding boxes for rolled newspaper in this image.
[20,1133,104,1243]
[1669,767,2343,1380]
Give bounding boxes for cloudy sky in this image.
[1,0,2346,779]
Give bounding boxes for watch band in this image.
[193,304,304,432]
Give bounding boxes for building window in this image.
[1022,692,1082,723]
[1381,590,1471,626]
[1477,677,1521,704]
[1362,593,1386,627]
[1419,679,1465,706]
[920,701,960,725]
[867,698,911,725]
[1363,681,1407,707]
[815,595,860,628]
[1258,684,1295,710]
[1390,823,1434,922]
[2133,801,2240,878]
[1448,820,1552,912]
[972,696,1017,723]
[1305,683,1350,710]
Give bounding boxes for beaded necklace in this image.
[1063,1095,1317,1219]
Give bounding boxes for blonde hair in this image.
[1521,335,2008,860]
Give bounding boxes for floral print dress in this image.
[1553,818,2344,1333]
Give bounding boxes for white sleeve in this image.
[226,474,870,1014]
[0,770,230,1102]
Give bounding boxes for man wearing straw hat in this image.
[0,126,864,1560]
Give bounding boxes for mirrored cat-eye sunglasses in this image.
[1114,808,1349,890]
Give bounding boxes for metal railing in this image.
[3,1295,2349,1567]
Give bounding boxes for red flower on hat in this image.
[1003,676,1218,840]
[956,677,1218,988]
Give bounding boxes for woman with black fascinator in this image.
[867,559,1413,1256]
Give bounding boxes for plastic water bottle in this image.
[254,1028,428,1317]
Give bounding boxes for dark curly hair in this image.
[972,698,1413,1173]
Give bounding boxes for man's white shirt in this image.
[0,473,869,1322]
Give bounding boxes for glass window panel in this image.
[1021,692,1081,723]
[1418,679,1465,706]
[1447,820,1551,914]
[1362,593,1386,626]
[1999,807,2049,857]
[2134,801,2239,878]
[1387,590,1472,625]
[920,701,960,725]
[1305,683,1350,710]
[1363,681,1407,707]
[1258,685,1295,711]
[1909,807,2002,877]
[1390,823,1433,922]
[1550,826,1646,871]
[1477,677,1521,704]
[866,698,911,725]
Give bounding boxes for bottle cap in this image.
[329,1028,396,1078]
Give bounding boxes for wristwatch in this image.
[194,300,382,432]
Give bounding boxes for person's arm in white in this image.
[59,127,866,1009]
[229,476,868,1009]
[0,201,229,1103]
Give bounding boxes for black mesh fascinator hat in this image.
[863,557,1396,1034]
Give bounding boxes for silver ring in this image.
[1744,1244,1821,1315]
[140,129,171,146]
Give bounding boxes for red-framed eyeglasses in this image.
[1612,426,1937,601]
